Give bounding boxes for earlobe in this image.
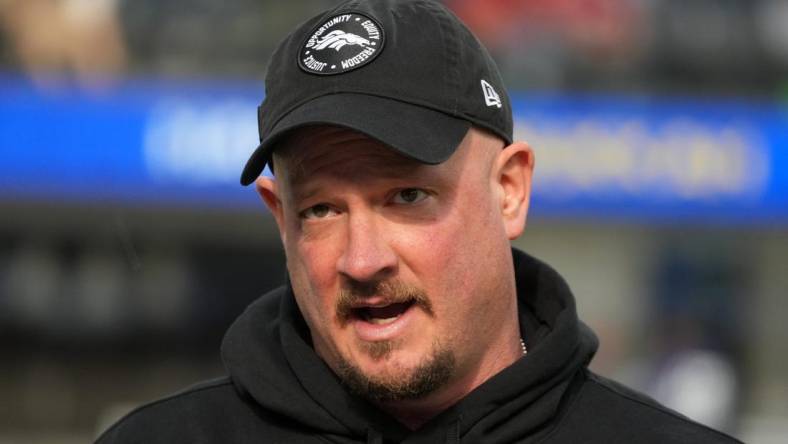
[495,141,535,240]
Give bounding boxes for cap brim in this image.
[240,93,470,185]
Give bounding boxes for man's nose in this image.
[336,211,397,283]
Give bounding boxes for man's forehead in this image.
[274,125,429,183]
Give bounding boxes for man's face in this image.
[258,126,528,404]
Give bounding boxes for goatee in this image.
[336,341,455,402]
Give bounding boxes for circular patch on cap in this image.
[298,12,385,75]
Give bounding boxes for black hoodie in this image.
[96,249,742,443]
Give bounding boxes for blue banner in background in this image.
[1,74,786,224]
[514,94,788,223]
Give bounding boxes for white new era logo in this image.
[480,79,502,108]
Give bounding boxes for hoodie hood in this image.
[221,249,598,443]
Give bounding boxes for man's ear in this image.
[494,141,535,240]
[255,176,286,240]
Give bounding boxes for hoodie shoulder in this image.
[544,371,743,444]
[94,377,254,444]
[95,373,334,444]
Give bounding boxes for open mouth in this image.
[352,301,415,325]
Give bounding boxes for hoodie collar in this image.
[221,248,598,442]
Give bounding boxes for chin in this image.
[336,340,456,403]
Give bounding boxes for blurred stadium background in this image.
[1,0,787,442]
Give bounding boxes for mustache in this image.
[336,280,433,324]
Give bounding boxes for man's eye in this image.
[300,204,336,219]
[392,188,429,204]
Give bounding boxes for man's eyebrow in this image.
[288,183,321,204]
[285,159,438,204]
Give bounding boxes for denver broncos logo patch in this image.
[299,12,385,75]
[313,30,371,51]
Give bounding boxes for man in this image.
[97,0,742,442]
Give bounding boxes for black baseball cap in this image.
[240,0,513,185]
